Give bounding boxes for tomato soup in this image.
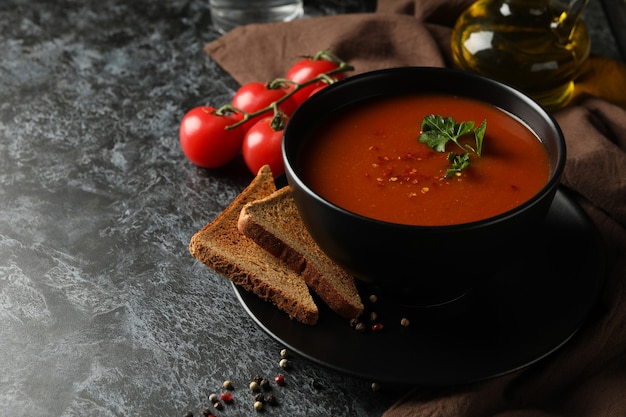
[299,94,550,226]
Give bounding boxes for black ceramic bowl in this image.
[283,67,566,306]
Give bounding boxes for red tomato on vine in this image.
[285,57,345,106]
[179,106,243,168]
[242,114,287,177]
[231,81,298,132]
[306,83,329,100]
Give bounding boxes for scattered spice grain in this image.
[254,400,264,411]
[274,375,285,386]
[260,377,271,390]
[220,391,233,403]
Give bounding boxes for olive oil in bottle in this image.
[451,0,590,111]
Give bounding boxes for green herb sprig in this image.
[418,115,487,178]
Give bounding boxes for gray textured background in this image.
[0,0,621,415]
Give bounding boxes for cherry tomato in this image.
[179,106,244,168]
[242,116,287,177]
[231,81,298,132]
[306,83,329,99]
[286,57,345,106]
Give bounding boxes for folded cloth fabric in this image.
[205,1,626,416]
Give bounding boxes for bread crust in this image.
[238,187,364,319]
[189,166,319,325]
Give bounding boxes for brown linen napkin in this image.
[205,12,447,84]
[205,1,626,416]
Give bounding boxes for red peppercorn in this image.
[220,391,233,403]
[371,323,384,332]
[274,375,285,386]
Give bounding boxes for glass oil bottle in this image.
[451,0,590,111]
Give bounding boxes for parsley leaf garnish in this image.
[447,152,471,178]
[419,115,487,178]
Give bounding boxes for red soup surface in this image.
[300,94,550,226]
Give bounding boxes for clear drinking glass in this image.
[210,0,304,34]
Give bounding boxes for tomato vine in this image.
[179,50,354,175]
[219,50,354,130]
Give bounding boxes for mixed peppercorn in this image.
[349,293,412,333]
[183,291,417,416]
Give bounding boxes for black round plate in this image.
[232,188,605,386]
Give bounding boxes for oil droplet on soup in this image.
[300,94,550,226]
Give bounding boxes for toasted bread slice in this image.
[189,166,319,325]
[238,186,364,319]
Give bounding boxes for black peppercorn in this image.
[260,377,271,390]
[254,392,265,403]
[184,411,193,417]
